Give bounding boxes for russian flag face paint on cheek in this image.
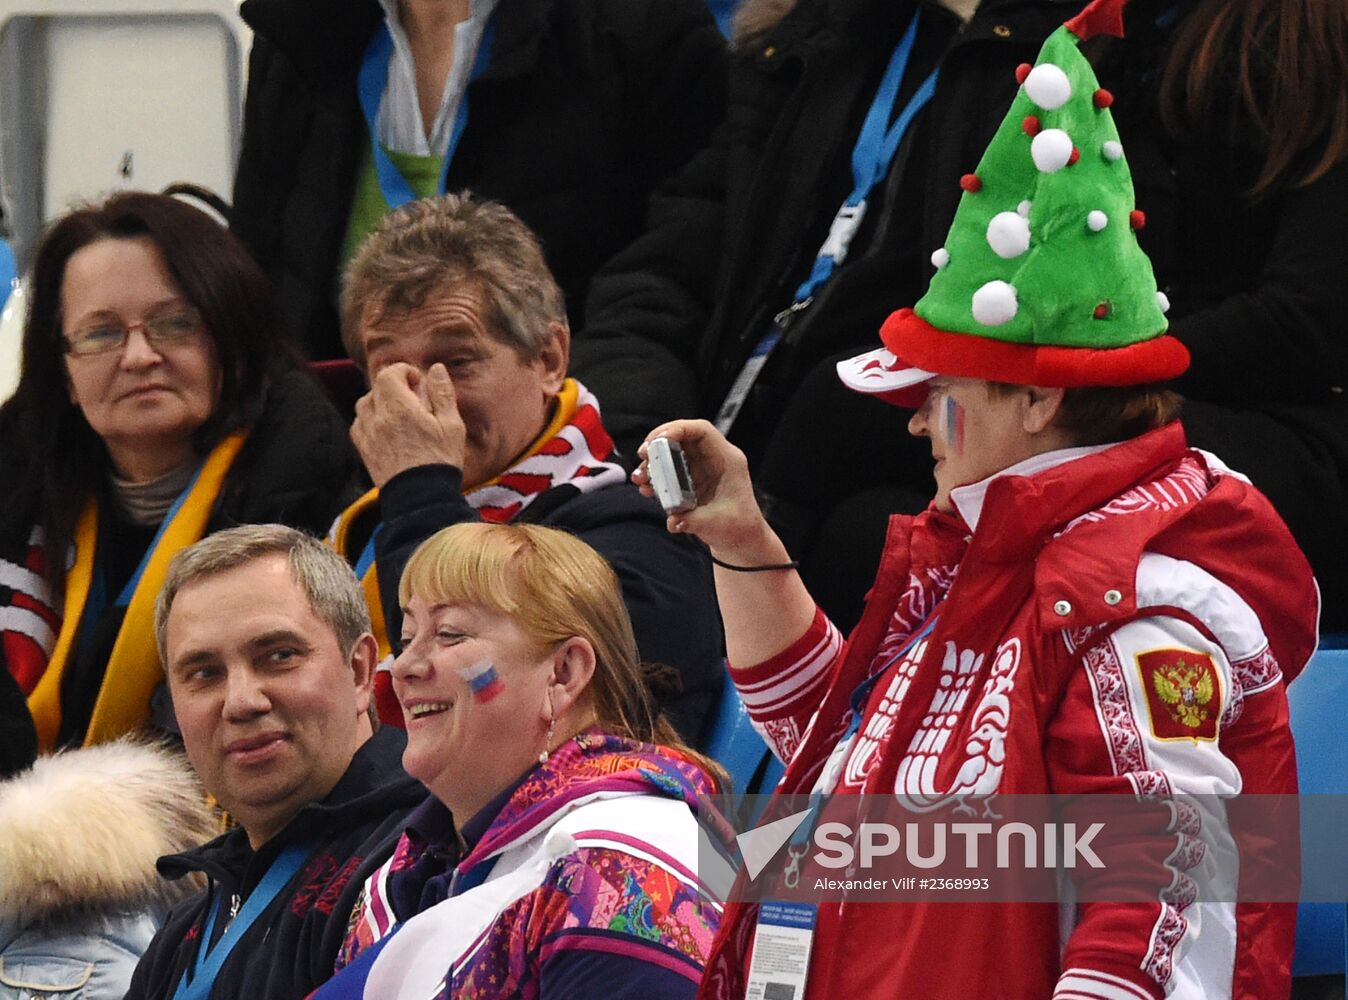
[941,394,966,454]
[459,659,505,703]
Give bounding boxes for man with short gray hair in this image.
[331,193,722,742]
[127,525,423,1000]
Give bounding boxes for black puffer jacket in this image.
[231,0,726,361]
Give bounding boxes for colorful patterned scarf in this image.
[341,731,715,963]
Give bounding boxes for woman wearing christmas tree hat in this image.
[633,1,1319,997]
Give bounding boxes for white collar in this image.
[949,443,1116,532]
[375,0,499,155]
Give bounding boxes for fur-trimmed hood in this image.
[0,739,218,927]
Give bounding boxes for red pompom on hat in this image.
[959,173,982,193]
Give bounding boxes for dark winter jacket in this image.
[365,463,724,743]
[124,727,424,1000]
[577,0,1086,457]
[231,0,726,361]
[0,668,33,780]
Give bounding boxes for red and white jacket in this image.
[700,424,1319,1000]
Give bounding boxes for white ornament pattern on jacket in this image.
[843,635,931,788]
[895,637,1022,815]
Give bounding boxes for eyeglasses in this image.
[64,309,204,357]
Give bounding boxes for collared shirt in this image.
[373,0,501,156]
[949,443,1115,532]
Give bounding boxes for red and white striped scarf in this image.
[465,379,627,521]
[0,528,59,695]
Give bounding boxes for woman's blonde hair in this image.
[399,521,724,790]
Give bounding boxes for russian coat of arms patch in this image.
[1136,648,1221,741]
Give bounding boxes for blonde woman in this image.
[315,522,723,1000]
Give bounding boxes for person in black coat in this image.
[331,194,724,744]
[576,0,1091,619]
[1098,0,1348,632]
[229,0,726,364]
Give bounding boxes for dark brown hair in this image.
[1052,384,1181,446]
[988,382,1180,446]
[1160,0,1348,195]
[0,192,295,574]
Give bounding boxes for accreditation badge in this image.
[745,900,817,1000]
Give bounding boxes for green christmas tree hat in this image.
[838,0,1189,407]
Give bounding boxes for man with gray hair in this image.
[331,192,722,742]
[126,525,423,1000]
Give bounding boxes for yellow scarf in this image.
[27,430,248,750]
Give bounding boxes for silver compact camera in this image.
[646,436,698,514]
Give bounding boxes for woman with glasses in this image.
[0,191,358,751]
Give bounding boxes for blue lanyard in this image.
[792,10,939,304]
[356,18,497,210]
[353,523,382,581]
[450,854,499,897]
[78,463,207,654]
[171,844,311,1000]
[713,12,938,435]
[844,614,938,743]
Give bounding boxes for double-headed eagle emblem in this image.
[1151,658,1215,729]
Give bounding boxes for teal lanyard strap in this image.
[78,461,206,655]
[170,844,311,1000]
[781,614,941,886]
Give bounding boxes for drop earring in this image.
[539,689,556,764]
[538,716,556,764]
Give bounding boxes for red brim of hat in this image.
[836,345,936,409]
[879,308,1191,387]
